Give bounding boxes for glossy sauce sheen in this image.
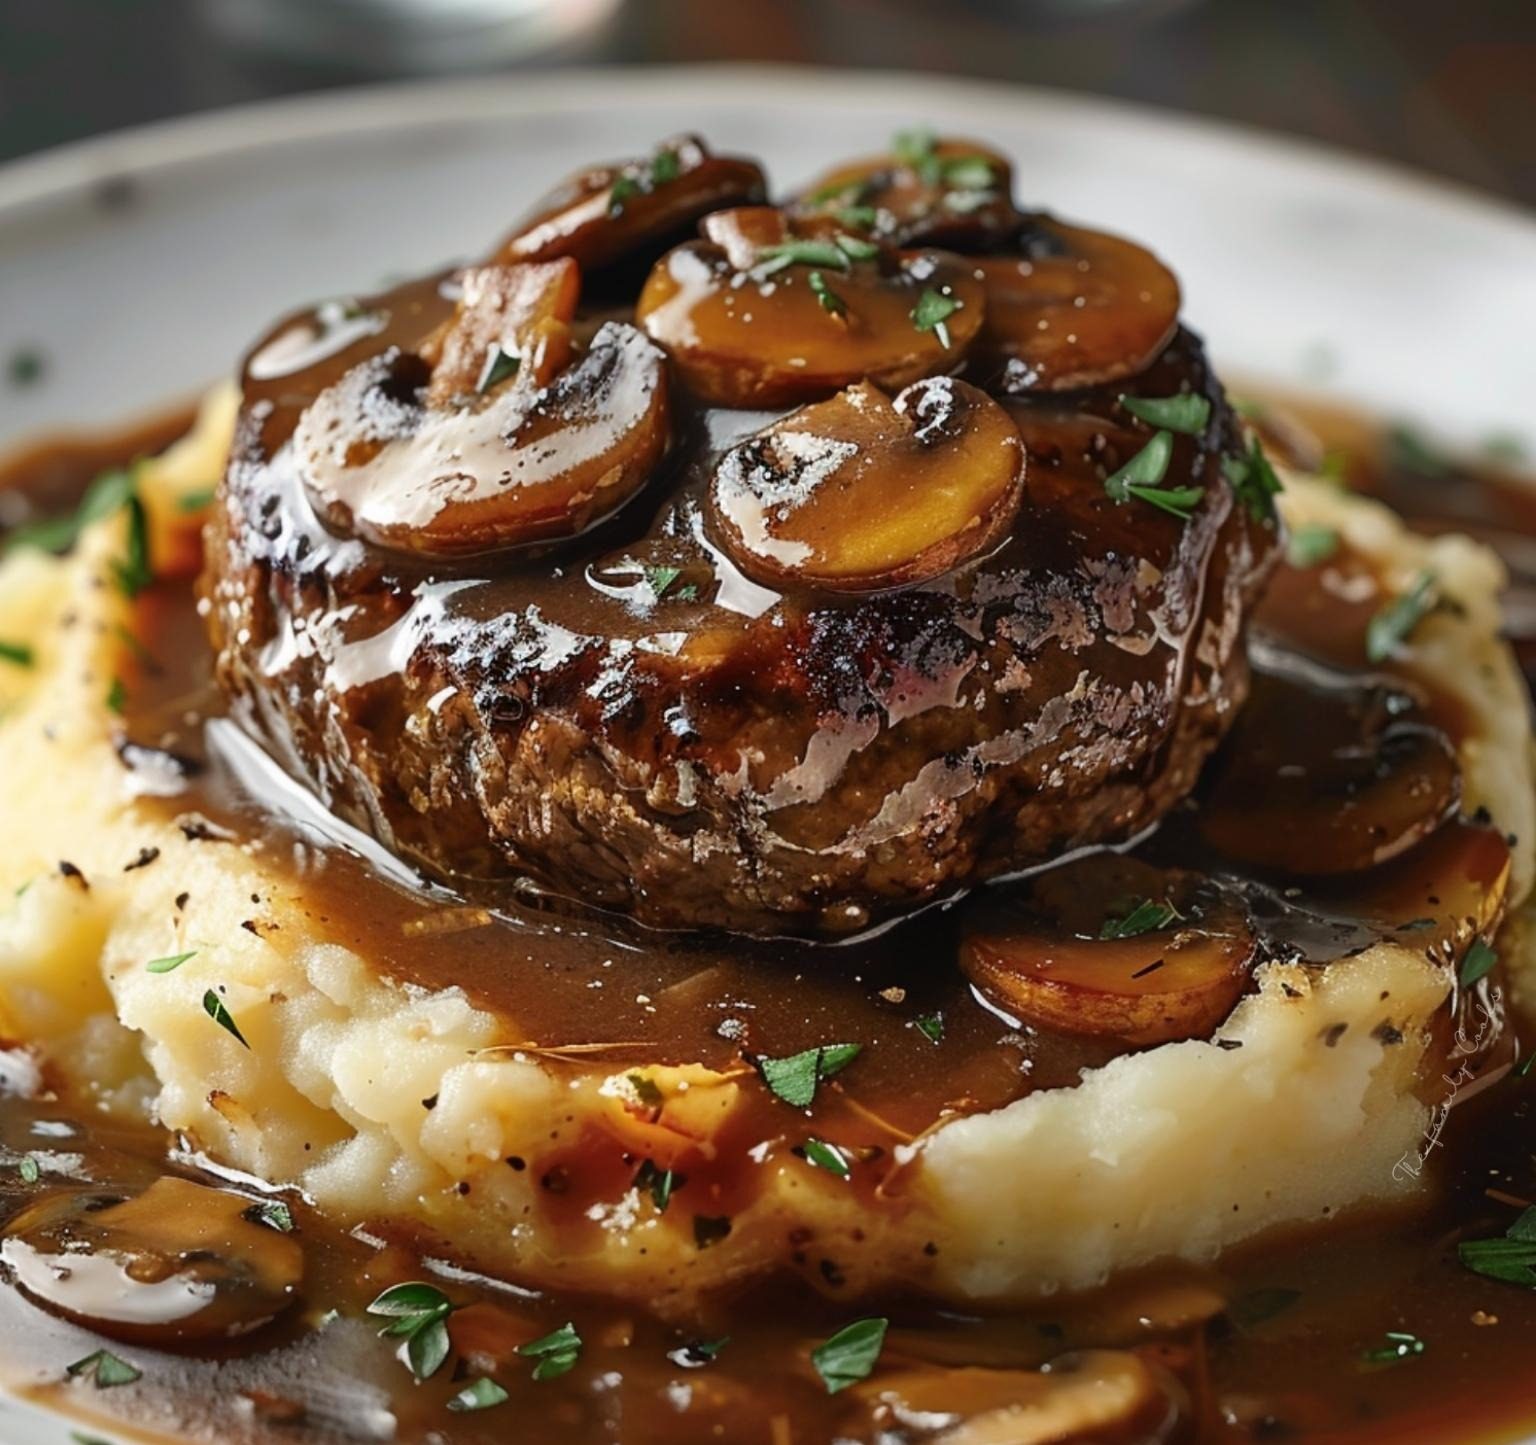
[2,409,1536,1444]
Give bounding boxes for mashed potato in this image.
[0,395,1529,1312]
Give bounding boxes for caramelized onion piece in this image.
[975,218,1181,392]
[861,1351,1185,1444]
[709,377,1024,593]
[497,134,767,274]
[296,259,670,556]
[637,207,986,407]
[1197,665,1461,876]
[0,1177,302,1344]
[791,137,1024,251]
[962,856,1256,1047]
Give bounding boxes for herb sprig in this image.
[367,1281,458,1381]
[757,1042,861,1109]
[811,1317,888,1394]
[517,1321,583,1381]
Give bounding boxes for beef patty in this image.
[201,135,1282,936]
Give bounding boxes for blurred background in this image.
[1,0,1534,208]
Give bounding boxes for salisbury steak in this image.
[202,136,1282,935]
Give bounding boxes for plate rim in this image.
[1,61,1533,245]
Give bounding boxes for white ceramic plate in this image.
[1,64,1534,1444]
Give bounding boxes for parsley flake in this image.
[17,1155,40,1184]
[757,1042,862,1109]
[910,287,960,347]
[244,1199,295,1233]
[146,950,197,974]
[1120,392,1211,436]
[607,173,642,216]
[1386,425,1450,479]
[448,1376,509,1412]
[106,677,126,715]
[367,1281,457,1381]
[1365,571,1438,664]
[811,1317,888,1394]
[0,640,34,668]
[1104,430,1173,500]
[635,1158,679,1212]
[914,1011,945,1044]
[802,1138,851,1178]
[178,486,217,514]
[1222,437,1284,523]
[642,564,684,600]
[1286,523,1339,569]
[1460,1207,1536,1288]
[1361,1330,1426,1367]
[518,1321,582,1381]
[756,238,855,274]
[807,269,847,318]
[1100,897,1182,940]
[669,1336,729,1368]
[202,989,250,1049]
[66,1349,141,1388]
[1459,939,1498,989]
[477,346,520,393]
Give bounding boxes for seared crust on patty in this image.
[203,327,1278,935]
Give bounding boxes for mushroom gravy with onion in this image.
[0,129,1534,1445]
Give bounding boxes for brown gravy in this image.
[1,403,1535,1444]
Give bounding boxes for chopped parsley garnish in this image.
[650,147,681,186]
[757,1042,862,1109]
[244,1199,295,1233]
[1386,424,1450,478]
[811,1317,888,1394]
[802,1138,851,1179]
[146,950,197,974]
[66,1349,141,1388]
[178,486,217,513]
[1286,522,1339,569]
[1517,1051,1536,1080]
[832,204,879,229]
[914,1011,945,1044]
[448,1377,509,1412]
[626,1070,664,1107]
[7,348,44,389]
[17,1155,40,1184]
[517,1321,582,1381]
[1104,431,1172,498]
[1459,1206,1536,1287]
[669,1336,729,1368]
[112,491,153,598]
[807,269,847,318]
[1222,436,1284,523]
[890,128,995,192]
[756,238,860,274]
[106,677,126,715]
[910,287,960,348]
[834,234,879,262]
[607,173,642,216]
[1459,939,1498,989]
[202,989,250,1049]
[635,1158,678,1212]
[606,145,684,215]
[6,465,135,556]
[642,563,684,600]
[1365,571,1438,664]
[0,640,34,668]
[477,346,521,393]
[367,1281,457,1380]
[1100,897,1182,940]
[1361,1330,1426,1367]
[1120,392,1211,436]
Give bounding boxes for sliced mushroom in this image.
[295,259,671,556]
[637,207,987,407]
[1197,663,1461,876]
[0,1177,303,1344]
[791,136,1024,251]
[859,1351,1186,1444]
[962,856,1256,1047]
[708,377,1024,593]
[496,134,767,274]
[974,217,1181,392]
